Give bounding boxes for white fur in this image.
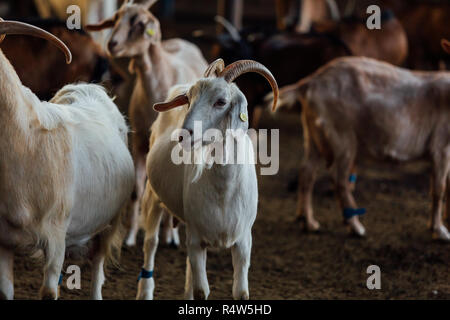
[137,81,258,300]
[0,49,135,300]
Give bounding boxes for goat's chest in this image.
[183,167,258,248]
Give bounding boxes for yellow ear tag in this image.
[146,29,155,36]
[239,113,248,122]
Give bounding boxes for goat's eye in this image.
[132,21,145,34]
[214,98,227,108]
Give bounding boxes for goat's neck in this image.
[133,42,173,101]
[0,50,27,127]
[210,134,254,179]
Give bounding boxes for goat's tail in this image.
[265,78,310,112]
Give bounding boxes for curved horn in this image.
[219,60,279,111]
[154,94,189,112]
[326,0,341,21]
[214,16,241,42]
[204,58,225,77]
[0,19,72,64]
[0,18,4,43]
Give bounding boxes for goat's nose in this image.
[108,40,118,52]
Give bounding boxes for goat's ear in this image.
[154,94,189,112]
[141,0,158,9]
[85,16,117,31]
[442,39,450,54]
[229,89,249,132]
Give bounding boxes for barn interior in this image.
[0,0,449,300]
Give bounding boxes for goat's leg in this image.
[137,184,162,300]
[0,246,14,300]
[335,154,366,237]
[40,236,66,300]
[184,257,193,300]
[231,233,252,300]
[431,161,450,241]
[349,164,357,192]
[296,145,320,231]
[161,213,180,248]
[185,230,209,300]
[171,225,180,247]
[90,236,105,300]
[125,155,146,246]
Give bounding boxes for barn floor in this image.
[13,109,450,300]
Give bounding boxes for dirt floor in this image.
[12,109,450,300]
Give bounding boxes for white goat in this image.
[0,20,135,300]
[136,59,279,300]
[86,0,208,247]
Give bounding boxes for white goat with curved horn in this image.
[0,19,134,300]
[136,59,278,300]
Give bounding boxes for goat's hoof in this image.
[234,291,249,300]
[125,235,137,247]
[349,225,366,237]
[297,216,320,232]
[137,279,154,300]
[0,292,11,300]
[307,219,320,232]
[169,240,179,249]
[347,217,366,237]
[193,289,207,300]
[39,287,57,300]
[136,290,153,300]
[432,226,450,242]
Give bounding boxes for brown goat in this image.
[395,3,450,70]
[276,57,450,241]
[312,10,408,66]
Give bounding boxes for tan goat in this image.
[275,56,450,241]
[86,0,208,246]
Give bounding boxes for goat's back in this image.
[300,57,450,162]
[51,84,134,247]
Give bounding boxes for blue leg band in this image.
[138,268,153,281]
[58,273,63,286]
[343,207,366,220]
[349,174,357,183]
